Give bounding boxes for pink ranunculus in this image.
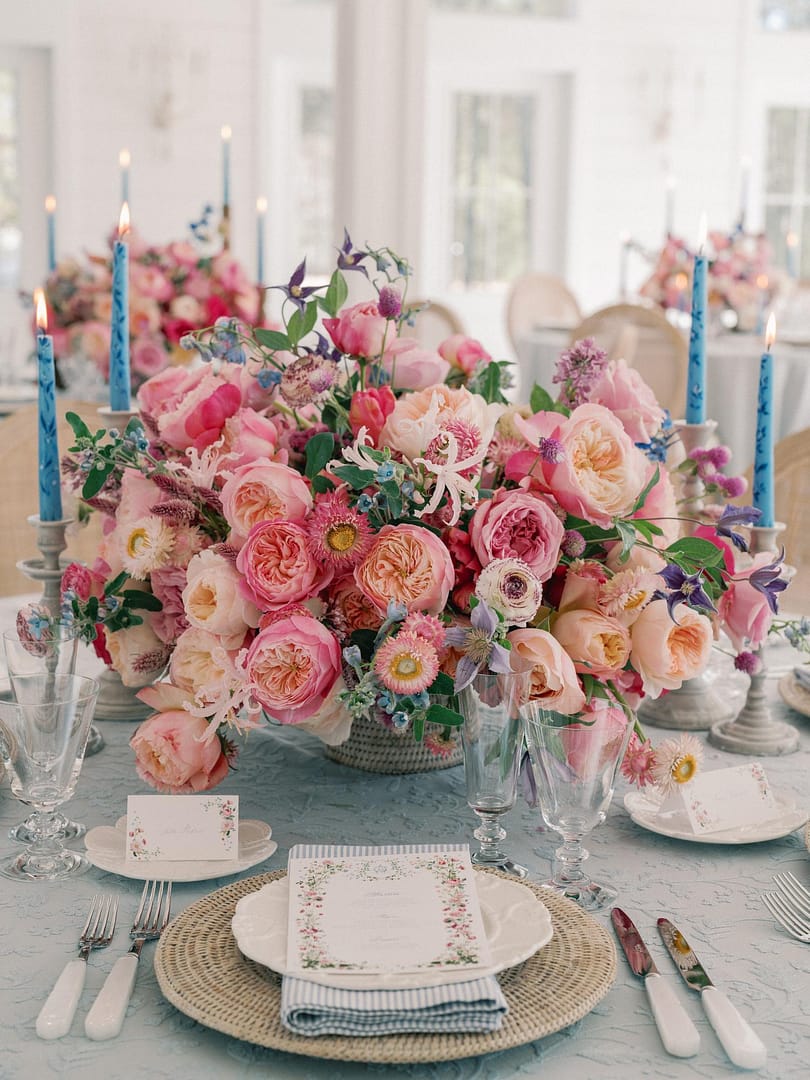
[131,336,169,379]
[380,337,451,390]
[169,626,233,694]
[183,269,212,300]
[717,552,776,652]
[169,295,204,323]
[380,384,504,463]
[219,409,282,471]
[349,385,397,446]
[130,709,229,793]
[542,403,649,527]
[60,562,94,603]
[211,252,252,294]
[245,613,342,724]
[220,458,313,546]
[559,703,630,781]
[507,628,586,714]
[469,488,565,581]
[104,621,171,687]
[182,548,259,648]
[130,263,174,302]
[354,523,455,615]
[236,520,328,611]
[323,301,388,358]
[588,358,665,443]
[149,566,189,644]
[629,599,714,697]
[165,240,199,267]
[552,609,632,678]
[438,334,492,377]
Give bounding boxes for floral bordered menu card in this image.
[286,843,492,975]
[670,763,779,834]
[125,794,239,861]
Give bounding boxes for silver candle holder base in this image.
[709,523,799,756]
[16,515,105,756]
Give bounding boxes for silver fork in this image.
[84,880,172,1041]
[36,894,118,1040]
[763,891,810,943]
[774,871,810,916]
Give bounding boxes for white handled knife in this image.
[658,917,767,1070]
[611,907,700,1058]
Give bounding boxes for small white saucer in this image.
[84,816,278,882]
[779,673,810,719]
[624,791,808,845]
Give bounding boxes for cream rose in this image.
[379,384,504,462]
[182,548,259,648]
[552,609,632,678]
[629,600,713,697]
[170,627,233,695]
[105,622,171,688]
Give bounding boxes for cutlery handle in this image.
[36,959,87,1039]
[84,954,139,1041]
[645,974,701,1057]
[702,986,767,1069]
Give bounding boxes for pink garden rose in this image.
[245,612,342,724]
[438,334,492,377]
[557,560,609,613]
[588,358,665,443]
[507,628,586,714]
[354,523,455,614]
[149,566,189,644]
[629,599,713,697]
[182,548,259,647]
[380,337,451,390]
[349,385,396,446]
[552,609,632,678]
[469,488,565,581]
[236,520,329,611]
[131,707,229,794]
[380,384,504,463]
[717,552,776,652]
[137,364,197,420]
[220,458,313,545]
[559,703,630,780]
[219,409,283,471]
[131,336,168,379]
[323,301,388,357]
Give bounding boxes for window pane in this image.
[433,0,575,15]
[760,1,810,30]
[766,108,797,195]
[0,68,21,289]
[298,86,334,276]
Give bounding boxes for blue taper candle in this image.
[752,314,776,528]
[221,125,231,208]
[34,289,62,521]
[119,148,131,207]
[686,214,708,423]
[45,195,56,273]
[109,202,131,411]
[256,195,267,284]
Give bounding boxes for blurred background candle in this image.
[786,229,798,279]
[755,273,769,334]
[119,148,131,206]
[109,202,131,411]
[618,232,630,299]
[256,195,267,284]
[738,155,751,231]
[752,314,776,528]
[686,213,708,423]
[45,194,56,273]
[221,125,232,208]
[34,288,62,521]
[665,174,676,237]
[674,270,689,313]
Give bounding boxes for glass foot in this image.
[85,724,105,756]
[1,848,90,881]
[472,851,529,879]
[543,876,618,912]
[9,815,86,844]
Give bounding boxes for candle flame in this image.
[256,195,268,213]
[786,230,798,248]
[697,212,708,254]
[756,273,769,290]
[34,288,48,331]
[766,313,776,350]
[44,194,56,213]
[119,148,131,168]
[118,202,131,238]
[221,124,232,142]
[674,271,688,290]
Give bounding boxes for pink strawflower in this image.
[374,633,440,695]
[305,490,373,568]
[621,732,657,787]
[401,613,446,653]
[422,729,460,758]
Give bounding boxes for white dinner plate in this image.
[84,816,278,882]
[231,872,554,990]
[779,673,810,719]
[624,790,808,845]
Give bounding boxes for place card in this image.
[675,763,779,835]
[125,794,239,862]
[286,843,491,976]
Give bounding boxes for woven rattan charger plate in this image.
[154,868,616,1064]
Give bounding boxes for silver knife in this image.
[611,908,700,1057]
[657,918,767,1069]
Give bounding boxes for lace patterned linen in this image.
[1,618,809,1078]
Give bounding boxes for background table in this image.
[1,638,809,1078]
[517,327,810,475]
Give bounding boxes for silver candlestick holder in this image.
[16,514,105,755]
[709,523,799,755]
[639,417,737,731]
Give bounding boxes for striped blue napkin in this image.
[280,843,508,1038]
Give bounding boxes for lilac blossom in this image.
[552,337,610,407]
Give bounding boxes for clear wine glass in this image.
[459,669,529,879]
[0,673,99,880]
[3,625,88,843]
[522,700,633,911]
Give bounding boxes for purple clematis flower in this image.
[714,504,762,552]
[655,564,716,619]
[336,229,369,276]
[444,599,512,693]
[748,548,788,614]
[272,259,318,311]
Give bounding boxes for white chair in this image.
[773,427,810,611]
[505,272,582,354]
[405,300,465,351]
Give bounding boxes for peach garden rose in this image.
[629,600,714,697]
[236,520,329,611]
[507,627,586,715]
[131,686,230,794]
[220,458,313,545]
[354,523,455,615]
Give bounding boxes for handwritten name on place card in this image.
[125,795,239,862]
[681,763,779,835]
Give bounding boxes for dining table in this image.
[516,326,810,475]
[1,595,809,1080]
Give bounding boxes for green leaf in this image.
[81,464,113,500]
[304,431,336,478]
[105,571,128,595]
[287,300,318,345]
[631,518,664,543]
[615,519,638,560]
[321,270,349,318]
[665,536,726,569]
[428,672,455,696]
[630,466,660,514]
[477,362,504,404]
[254,327,290,352]
[412,713,425,742]
[123,590,162,611]
[332,464,376,489]
[529,384,555,413]
[65,411,91,439]
[425,703,464,727]
[311,474,335,494]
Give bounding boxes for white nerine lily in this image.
[334,427,385,472]
[414,430,482,524]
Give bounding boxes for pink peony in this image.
[717,552,776,652]
[131,709,229,793]
[629,599,713,697]
[380,337,451,390]
[469,488,564,581]
[438,334,492,377]
[182,548,259,648]
[349,385,396,446]
[220,459,313,546]
[245,613,342,724]
[323,301,388,357]
[236,520,329,611]
[354,523,455,615]
[588,358,665,443]
[507,627,586,714]
[552,609,632,678]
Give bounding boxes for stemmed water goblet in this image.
[459,669,530,879]
[0,673,99,880]
[522,700,634,911]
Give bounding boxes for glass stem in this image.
[473,810,508,863]
[552,835,589,888]
[27,810,63,857]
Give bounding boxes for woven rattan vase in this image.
[324,712,462,774]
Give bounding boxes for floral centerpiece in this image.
[47,231,790,794]
[639,228,786,332]
[35,209,261,394]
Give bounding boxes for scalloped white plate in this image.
[779,673,810,719]
[84,816,278,882]
[625,791,807,845]
[231,871,554,990]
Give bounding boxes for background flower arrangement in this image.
[51,231,791,795]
